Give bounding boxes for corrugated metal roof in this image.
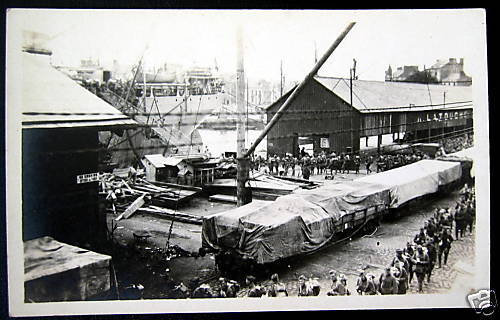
[163,156,186,167]
[143,154,187,168]
[20,52,136,129]
[314,76,472,113]
[143,154,168,168]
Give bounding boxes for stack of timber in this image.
[137,205,203,225]
[24,236,111,302]
[100,173,201,223]
[131,180,200,208]
[207,172,318,201]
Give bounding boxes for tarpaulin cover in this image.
[202,200,271,250]
[449,147,475,160]
[202,180,390,264]
[438,147,474,178]
[418,159,462,186]
[202,160,461,264]
[356,160,461,208]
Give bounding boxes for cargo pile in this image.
[99,170,202,224]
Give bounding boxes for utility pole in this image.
[236,26,251,206]
[280,60,284,97]
[245,22,356,158]
[142,64,147,112]
[443,91,446,140]
[350,59,356,154]
[314,41,318,64]
[246,78,249,145]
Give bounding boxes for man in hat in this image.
[192,283,213,298]
[426,219,437,238]
[394,262,408,294]
[454,203,466,239]
[356,270,377,295]
[414,228,428,246]
[391,249,410,275]
[434,208,442,221]
[267,273,288,297]
[354,156,361,174]
[464,201,475,235]
[328,273,348,296]
[246,275,264,297]
[404,242,415,284]
[225,280,241,298]
[339,274,350,295]
[297,275,311,297]
[308,276,322,296]
[365,156,373,174]
[378,267,399,295]
[217,277,240,298]
[411,245,429,293]
[302,164,311,181]
[327,270,342,296]
[438,228,454,268]
[425,238,438,283]
[217,277,229,298]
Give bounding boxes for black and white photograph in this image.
[5,8,491,316]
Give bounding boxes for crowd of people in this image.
[248,149,429,180]
[184,184,475,298]
[442,133,474,154]
[246,133,473,181]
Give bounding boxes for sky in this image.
[8,9,486,83]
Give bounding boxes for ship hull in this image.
[142,92,228,136]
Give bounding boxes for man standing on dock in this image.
[425,239,438,283]
[412,245,429,293]
[438,228,454,268]
[378,267,399,295]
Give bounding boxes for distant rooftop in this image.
[315,76,472,113]
[266,76,472,113]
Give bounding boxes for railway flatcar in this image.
[201,158,466,273]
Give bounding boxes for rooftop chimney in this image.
[460,58,464,65]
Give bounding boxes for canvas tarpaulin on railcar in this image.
[439,147,474,178]
[356,160,461,208]
[201,199,271,250]
[418,159,462,186]
[202,181,390,264]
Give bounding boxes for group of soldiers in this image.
[375,183,476,294]
[188,274,288,298]
[257,151,363,179]
[249,150,427,180]
[247,132,474,181]
[371,152,428,173]
[82,78,141,107]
